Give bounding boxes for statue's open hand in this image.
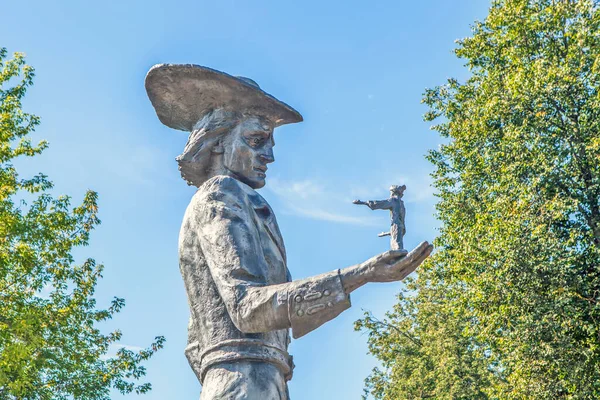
[363,241,433,283]
[353,199,365,205]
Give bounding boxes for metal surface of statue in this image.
[145,64,432,400]
[353,185,407,251]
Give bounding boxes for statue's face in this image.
[222,116,275,189]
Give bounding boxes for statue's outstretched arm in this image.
[193,185,351,338]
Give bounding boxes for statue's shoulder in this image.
[192,175,250,206]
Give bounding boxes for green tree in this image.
[357,0,600,398]
[0,49,164,399]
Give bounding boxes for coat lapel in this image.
[247,191,287,264]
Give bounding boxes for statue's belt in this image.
[185,338,294,383]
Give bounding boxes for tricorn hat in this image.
[145,64,303,131]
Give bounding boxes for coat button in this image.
[297,310,304,317]
[295,295,303,302]
[323,290,331,296]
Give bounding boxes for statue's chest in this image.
[251,204,290,285]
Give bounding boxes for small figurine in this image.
[353,185,407,251]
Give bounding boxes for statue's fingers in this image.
[391,242,433,275]
[404,241,432,264]
[396,245,432,279]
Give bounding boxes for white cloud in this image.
[267,178,384,227]
[269,179,324,200]
[285,204,381,226]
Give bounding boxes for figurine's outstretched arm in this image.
[353,199,393,210]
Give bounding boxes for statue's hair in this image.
[176,108,241,187]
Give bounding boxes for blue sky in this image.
[3,1,490,398]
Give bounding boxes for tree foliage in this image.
[357,1,600,398]
[0,49,164,399]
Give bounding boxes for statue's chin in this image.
[235,174,266,189]
[250,179,266,189]
[222,169,266,189]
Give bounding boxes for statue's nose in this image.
[260,147,275,164]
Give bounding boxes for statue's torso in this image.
[178,176,293,384]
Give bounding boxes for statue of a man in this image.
[353,185,407,251]
[145,64,432,400]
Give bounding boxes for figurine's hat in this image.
[390,184,406,194]
[145,64,303,131]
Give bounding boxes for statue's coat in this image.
[180,175,351,399]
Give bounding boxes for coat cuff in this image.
[288,269,351,339]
